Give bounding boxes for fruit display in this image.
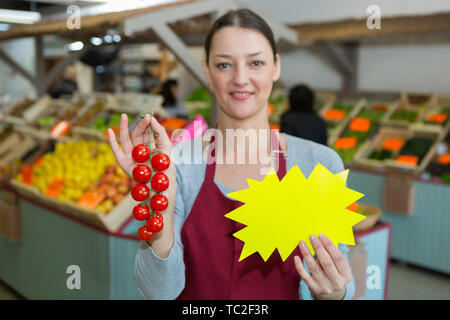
[333,110,378,163]
[424,133,450,183]
[394,137,433,166]
[390,109,418,123]
[323,102,353,129]
[423,107,450,126]
[184,87,212,125]
[14,140,124,213]
[130,115,171,241]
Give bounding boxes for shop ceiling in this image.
[0,0,450,99]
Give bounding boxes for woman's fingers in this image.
[130,114,152,146]
[294,256,321,294]
[318,234,352,283]
[149,116,172,152]
[108,128,125,163]
[119,113,133,154]
[298,240,332,294]
[310,235,343,290]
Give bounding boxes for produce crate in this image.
[382,92,433,128]
[2,96,36,125]
[269,88,289,124]
[0,128,40,185]
[315,91,337,113]
[10,179,133,232]
[109,92,167,117]
[332,99,398,164]
[321,98,366,147]
[411,94,450,139]
[71,107,140,141]
[354,126,412,171]
[383,129,441,175]
[9,139,133,232]
[423,131,450,183]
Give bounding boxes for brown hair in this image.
[204,8,278,64]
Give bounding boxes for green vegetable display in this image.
[357,108,386,122]
[184,87,211,103]
[390,109,418,123]
[368,149,394,161]
[397,137,433,162]
[89,113,134,132]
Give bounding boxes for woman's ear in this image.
[273,54,281,82]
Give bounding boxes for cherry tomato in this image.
[147,216,164,233]
[150,194,168,211]
[132,164,152,183]
[131,184,150,202]
[132,203,150,221]
[132,144,150,163]
[138,225,153,241]
[151,153,170,171]
[152,211,163,221]
[151,172,169,192]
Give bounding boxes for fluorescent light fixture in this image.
[66,41,84,52]
[104,35,113,43]
[113,34,121,43]
[0,23,10,31]
[90,37,103,46]
[0,9,41,24]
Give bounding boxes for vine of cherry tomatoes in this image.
[131,115,171,241]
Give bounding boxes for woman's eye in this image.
[252,61,265,67]
[217,63,231,69]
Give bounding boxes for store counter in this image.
[348,166,450,275]
[0,188,391,300]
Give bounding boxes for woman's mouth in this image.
[230,91,254,101]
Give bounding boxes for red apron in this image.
[178,130,302,300]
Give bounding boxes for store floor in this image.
[1,260,449,300]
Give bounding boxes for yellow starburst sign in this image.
[225,163,366,262]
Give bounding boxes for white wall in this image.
[241,0,450,24]
[0,38,37,101]
[358,43,450,94]
[240,0,450,94]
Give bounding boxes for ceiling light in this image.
[0,9,41,24]
[113,34,121,43]
[66,41,84,52]
[104,35,113,43]
[90,37,103,46]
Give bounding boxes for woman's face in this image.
[204,27,280,121]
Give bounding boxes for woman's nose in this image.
[233,65,249,86]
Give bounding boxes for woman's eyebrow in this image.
[213,52,263,59]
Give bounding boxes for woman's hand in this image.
[107,113,177,256]
[294,234,353,300]
[107,113,173,177]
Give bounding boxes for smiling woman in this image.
[108,8,355,301]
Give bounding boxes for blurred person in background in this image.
[159,79,188,118]
[49,64,78,99]
[280,84,327,145]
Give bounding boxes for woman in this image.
[108,9,354,300]
[281,84,328,145]
[159,79,189,117]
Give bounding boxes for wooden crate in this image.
[71,107,141,142]
[322,98,367,147]
[383,129,441,175]
[3,96,36,125]
[315,90,337,113]
[382,92,434,128]
[354,126,412,171]
[10,179,133,232]
[411,93,450,139]
[0,130,40,185]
